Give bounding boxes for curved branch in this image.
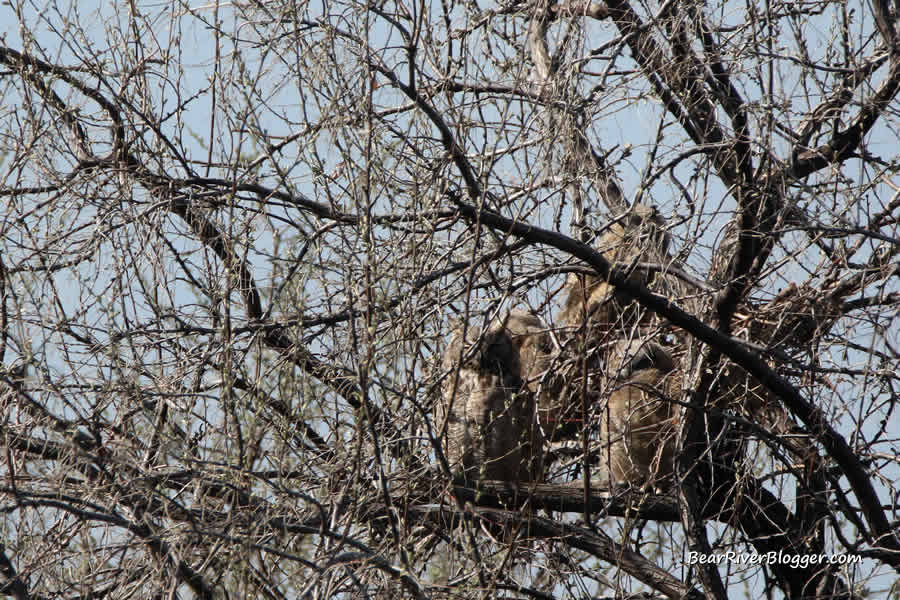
[446,194,900,565]
[788,58,900,179]
[402,502,704,600]
[526,6,626,216]
[604,0,740,185]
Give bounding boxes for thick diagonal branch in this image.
[446,195,900,565]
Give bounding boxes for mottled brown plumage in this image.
[437,314,544,483]
[501,310,575,437]
[595,339,681,489]
[709,217,739,286]
[503,310,553,396]
[547,204,680,443]
[559,203,672,333]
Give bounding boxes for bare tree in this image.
[1,0,898,598]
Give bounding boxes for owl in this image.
[595,338,681,489]
[559,203,672,334]
[437,314,544,483]
[708,216,739,286]
[501,310,573,436]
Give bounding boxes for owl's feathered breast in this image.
[438,319,543,482]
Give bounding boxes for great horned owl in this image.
[709,216,738,285]
[559,203,672,334]
[502,311,552,393]
[501,310,572,435]
[437,314,544,483]
[595,338,681,489]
